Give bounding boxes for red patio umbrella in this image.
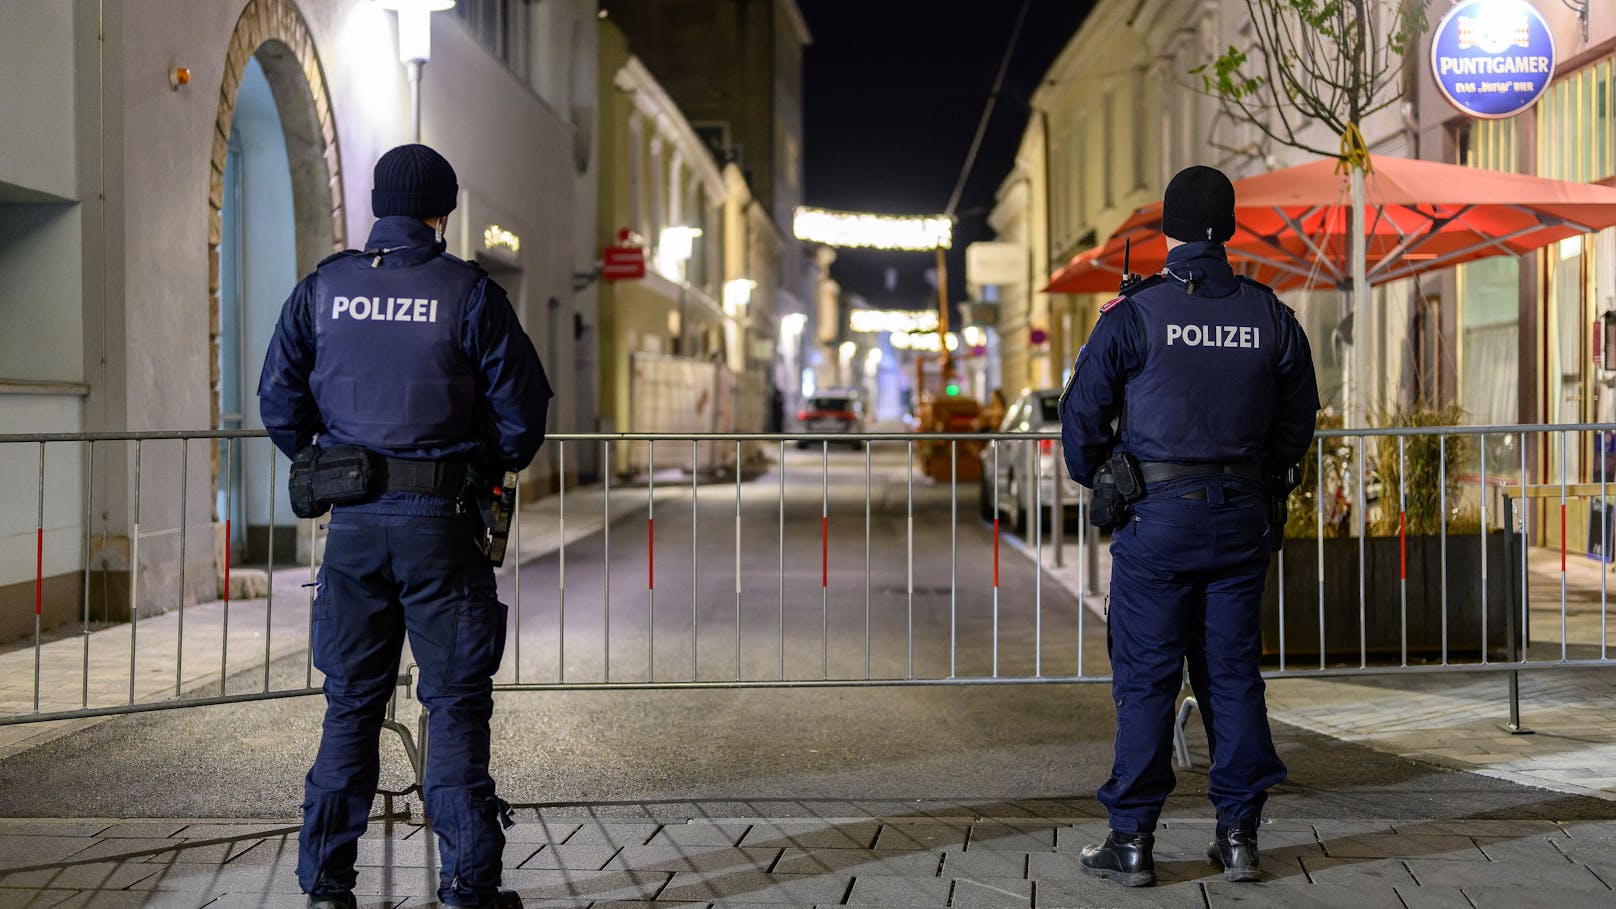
[1046,156,1616,294]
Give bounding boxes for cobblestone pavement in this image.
[1,807,1613,908]
[4,464,1614,906]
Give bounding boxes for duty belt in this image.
[1138,461,1265,486]
[382,457,468,498]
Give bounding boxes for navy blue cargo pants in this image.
[1097,477,1287,833]
[297,511,512,907]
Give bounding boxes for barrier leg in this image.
[1500,496,1533,735]
[1174,696,1198,770]
[379,666,425,819]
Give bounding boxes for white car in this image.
[978,389,1084,535]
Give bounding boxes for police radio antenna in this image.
[1121,237,1141,291]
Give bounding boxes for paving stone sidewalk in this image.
[1011,529,1616,803]
[1,808,1613,908]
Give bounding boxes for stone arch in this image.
[208,0,345,431]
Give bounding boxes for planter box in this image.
[1261,534,1517,662]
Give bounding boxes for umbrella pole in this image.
[1348,164,1370,430]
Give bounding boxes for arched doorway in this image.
[210,0,344,563]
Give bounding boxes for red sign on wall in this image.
[602,245,646,281]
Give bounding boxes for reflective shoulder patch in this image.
[1099,295,1124,314]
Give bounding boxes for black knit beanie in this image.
[1162,165,1236,243]
[371,144,459,219]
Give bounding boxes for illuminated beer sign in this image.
[1431,0,1555,119]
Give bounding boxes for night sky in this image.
[801,0,1096,317]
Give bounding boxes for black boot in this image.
[1079,830,1156,887]
[1207,824,1261,882]
[306,894,357,909]
[448,891,522,909]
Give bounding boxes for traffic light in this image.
[945,383,960,397]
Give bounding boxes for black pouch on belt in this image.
[310,446,381,506]
[288,446,325,519]
[288,445,382,517]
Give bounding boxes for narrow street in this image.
[0,450,1604,833]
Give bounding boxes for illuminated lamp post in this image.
[375,0,455,143]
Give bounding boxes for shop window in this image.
[1456,117,1518,173]
[1071,114,1087,238]
[1102,90,1115,210]
[455,0,528,80]
[1538,61,1615,183]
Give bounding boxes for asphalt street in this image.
[0,447,1609,827]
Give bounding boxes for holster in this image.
[466,467,520,566]
[1090,451,1145,531]
[1266,464,1302,553]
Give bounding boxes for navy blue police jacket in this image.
[258,215,552,516]
[1060,240,1320,488]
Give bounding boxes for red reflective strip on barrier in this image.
[993,518,1000,587]
[1399,511,1406,580]
[35,527,44,616]
[1561,504,1567,573]
[223,520,231,606]
[821,517,828,588]
[648,518,654,590]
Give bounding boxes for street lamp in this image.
[374,0,454,143]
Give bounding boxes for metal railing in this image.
[2,425,1611,751]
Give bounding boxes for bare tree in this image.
[1195,0,1428,159]
[1193,0,1430,427]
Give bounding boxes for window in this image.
[455,0,528,80]
[1102,90,1115,209]
[1132,67,1148,191]
[1456,114,1521,430]
[1538,61,1614,183]
[1457,117,1518,174]
[1035,395,1061,423]
[627,115,644,239]
[1072,113,1087,233]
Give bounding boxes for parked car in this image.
[978,389,1083,534]
[797,391,865,448]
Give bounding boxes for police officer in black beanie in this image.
[261,143,551,909]
[1060,165,1319,886]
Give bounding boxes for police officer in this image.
[1060,165,1319,887]
[259,144,551,909]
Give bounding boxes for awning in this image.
[1046,156,1616,294]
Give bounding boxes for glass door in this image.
[1548,236,1588,486]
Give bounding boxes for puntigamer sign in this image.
[1431,0,1556,119]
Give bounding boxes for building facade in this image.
[990,0,1426,419]
[987,0,1615,550]
[596,0,812,429]
[0,0,586,634]
[595,19,780,473]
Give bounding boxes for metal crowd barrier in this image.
[2,425,1612,770]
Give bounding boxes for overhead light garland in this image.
[793,206,953,251]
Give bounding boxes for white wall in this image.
[0,204,84,384]
[0,1,77,200]
[0,396,85,589]
[46,0,579,607]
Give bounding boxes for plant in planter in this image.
[1367,405,1481,536]
[1264,407,1511,664]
